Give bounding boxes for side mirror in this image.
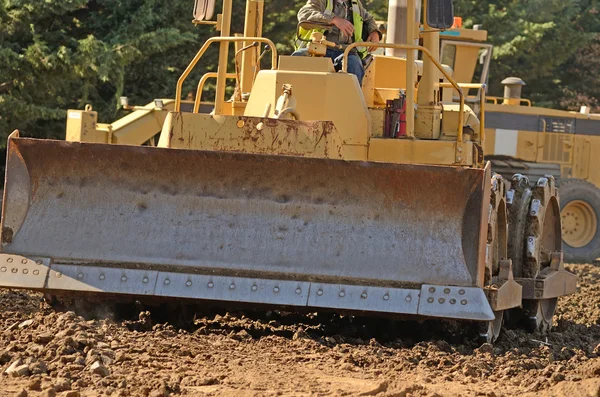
[194,0,216,21]
[427,0,454,29]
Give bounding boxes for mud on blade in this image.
[1,135,489,314]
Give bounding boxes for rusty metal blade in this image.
[1,136,488,291]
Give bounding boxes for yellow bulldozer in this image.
[0,0,577,343]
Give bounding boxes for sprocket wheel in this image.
[506,174,561,333]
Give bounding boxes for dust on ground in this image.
[1,264,599,397]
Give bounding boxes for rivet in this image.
[339,291,345,298]
[1,267,6,272]
[535,281,544,288]
[427,297,434,303]
[121,276,127,282]
[449,298,456,304]
[229,283,236,290]
[208,282,214,288]
[295,288,302,294]
[405,295,412,302]
[273,286,280,293]
[361,293,368,299]
[438,298,445,304]
[458,289,466,295]
[428,287,436,293]
[21,259,28,264]
[77,273,84,279]
[457,156,462,162]
[99,274,106,280]
[33,270,39,276]
[164,278,170,285]
[461,299,468,305]
[142,277,149,283]
[383,294,390,301]
[7,258,13,263]
[251,285,258,291]
[236,119,245,128]
[443,288,451,294]
[317,289,323,296]
[186,280,192,287]
[56,272,62,278]
[23,269,29,275]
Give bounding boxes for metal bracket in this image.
[0,254,50,289]
[484,259,523,311]
[515,251,578,299]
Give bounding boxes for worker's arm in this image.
[298,0,355,37]
[298,0,333,24]
[357,1,381,51]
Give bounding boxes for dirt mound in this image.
[1,264,599,396]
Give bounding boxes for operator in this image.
[293,0,382,86]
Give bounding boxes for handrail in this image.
[342,42,465,143]
[440,82,486,145]
[175,37,278,112]
[193,72,237,113]
[486,96,532,107]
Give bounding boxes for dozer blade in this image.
[1,134,493,320]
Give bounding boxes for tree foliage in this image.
[0,0,598,146]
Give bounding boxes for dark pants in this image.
[292,47,365,86]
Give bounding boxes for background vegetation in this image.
[0,0,599,143]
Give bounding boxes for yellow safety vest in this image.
[296,0,366,57]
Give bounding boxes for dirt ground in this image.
[1,264,599,397]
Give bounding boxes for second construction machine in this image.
[0,0,576,343]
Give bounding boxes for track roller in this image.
[479,174,508,344]
[506,174,562,333]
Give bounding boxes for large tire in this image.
[559,179,600,263]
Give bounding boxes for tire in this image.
[559,179,600,263]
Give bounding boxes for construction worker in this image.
[294,0,382,85]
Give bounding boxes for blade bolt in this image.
[458,289,466,295]
[317,289,323,296]
[11,268,17,274]
[7,258,13,263]
[208,282,214,288]
[273,287,280,293]
[121,276,128,282]
[295,288,302,294]
[77,273,84,279]
[339,291,345,298]
[23,269,28,274]
[405,295,412,302]
[251,285,258,291]
[443,288,451,294]
[142,277,149,283]
[164,278,170,285]
[56,272,62,278]
[383,294,390,301]
[449,298,456,305]
[36,260,42,265]
[33,270,39,276]
[1,267,6,272]
[461,299,468,305]
[186,280,192,287]
[427,297,434,303]
[361,293,368,299]
[99,274,106,280]
[229,283,236,290]
[429,287,436,293]
[438,298,445,304]
[21,259,27,264]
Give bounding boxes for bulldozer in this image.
[0,0,577,343]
